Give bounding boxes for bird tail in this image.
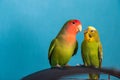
[89,73,99,80]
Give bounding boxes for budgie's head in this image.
[84,26,100,42]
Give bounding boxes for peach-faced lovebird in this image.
[48,20,82,67]
[81,26,103,79]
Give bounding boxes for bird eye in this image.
[91,30,94,32]
[72,22,75,24]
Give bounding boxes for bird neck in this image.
[60,34,76,43]
[56,28,77,43]
[66,26,78,35]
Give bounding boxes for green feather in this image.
[48,38,78,67]
[81,26,103,79]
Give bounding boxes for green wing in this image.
[48,39,56,65]
[98,42,103,68]
[72,40,78,56]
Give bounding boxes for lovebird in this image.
[81,26,103,79]
[48,19,82,67]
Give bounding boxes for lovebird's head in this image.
[84,26,100,42]
[63,19,82,35]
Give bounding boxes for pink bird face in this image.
[66,20,82,35]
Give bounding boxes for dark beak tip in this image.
[89,34,92,38]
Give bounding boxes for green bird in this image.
[81,26,103,79]
[48,19,82,67]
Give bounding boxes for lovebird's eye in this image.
[72,22,75,24]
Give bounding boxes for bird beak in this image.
[78,25,82,32]
[84,30,87,34]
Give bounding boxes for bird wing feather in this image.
[98,42,103,68]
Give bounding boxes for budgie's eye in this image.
[91,30,94,32]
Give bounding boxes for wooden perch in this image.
[22,66,120,80]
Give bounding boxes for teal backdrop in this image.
[0,0,120,80]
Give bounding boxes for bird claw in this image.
[64,64,71,67]
[76,64,81,66]
[56,64,61,67]
[51,64,62,69]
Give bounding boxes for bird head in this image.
[84,26,100,42]
[64,19,82,35]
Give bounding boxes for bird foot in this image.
[63,64,71,68]
[76,64,81,66]
[76,64,85,67]
[56,64,61,67]
[51,64,62,69]
[65,64,70,67]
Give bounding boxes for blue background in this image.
[0,0,120,80]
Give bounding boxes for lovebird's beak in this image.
[78,25,82,32]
